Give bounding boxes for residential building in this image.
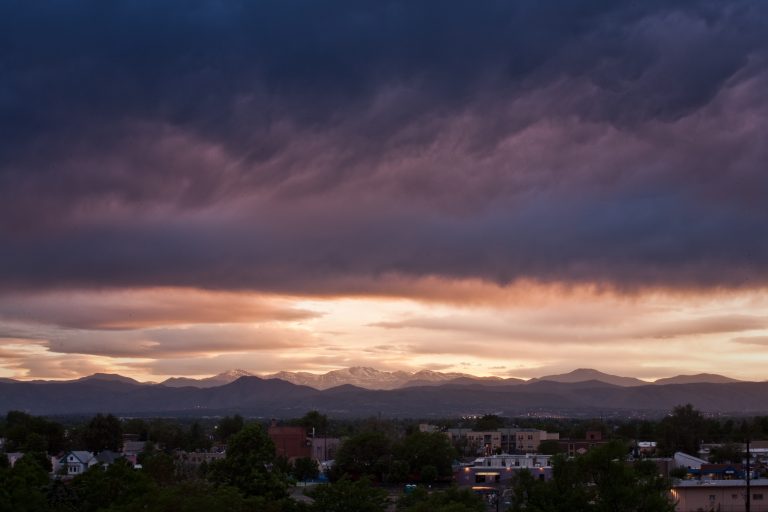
[447,428,559,455]
[59,451,97,476]
[122,440,146,457]
[446,429,502,455]
[5,452,23,467]
[95,450,123,468]
[512,428,559,453]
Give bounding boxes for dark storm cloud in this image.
[2,0,768,292]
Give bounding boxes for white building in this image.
[58,451,98,476]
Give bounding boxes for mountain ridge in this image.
[1,367,745,390]
[1,375,766,417]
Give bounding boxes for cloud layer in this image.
[2,1,768,380]
[2,0,768,292]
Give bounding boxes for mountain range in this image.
[153,367,740,390]
[0,367,762,417]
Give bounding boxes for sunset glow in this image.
[2,1,768,382]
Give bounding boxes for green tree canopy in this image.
[292,457,319,482]
[69,459,154,512]
[0,453,51,512]
[209,422,287,500]
[510,441,675,512]
[333,431,392,481]
[1,411,65,454]
[393,431,456,482]
[307,476,388,512]
[656,404,705,456]
[473,414,504,431]
[708,442,744,464]
[216,415,245,443]
[84,413,123,453]
[398,486,484,512]
[298,411,329,435]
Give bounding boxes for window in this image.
[475,475,486,483]
[708,495,715,501]
[754,494,764,500]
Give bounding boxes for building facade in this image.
[267,422,311,461]
[454,454,553,486]
[672,479,768,512]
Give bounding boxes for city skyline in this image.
[2,1,768,382]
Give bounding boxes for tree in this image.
[418,465,437,484]
[122,418,149,441]
[298,411,329,436]
[183,421,211,451]
[216,415,245,443]
[97,482,255,512]
[398,486,484,512]
[1,411,65,454]
[141,451,178,486]
[292,457,319,482]
[307,476,388,512]
[84,413,123,452]
[147,420,185,451]
[69,459,154,512]
[537,439,563,455]
[709,442,744,464]
[474,415,504,431]
[0,454,51,512]
[394,431,456,482]
[209,422,287,499]
[333,431,392,481]
[656,404,705,456]
[510,441,675,512]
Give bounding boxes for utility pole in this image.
[746,437,751,512]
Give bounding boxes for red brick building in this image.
[267,421,311,461]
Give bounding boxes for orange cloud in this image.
[0,288,319,330]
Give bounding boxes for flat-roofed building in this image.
[672,479,768,511]
[455,453,553,486]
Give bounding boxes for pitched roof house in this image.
[59,451,97,476]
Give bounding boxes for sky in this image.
[2,0,768,382]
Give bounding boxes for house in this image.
[672,479,768,511]
[122,440,146,457]
[5,452,24,467]
[121,440,147,466]
[95,450,123,468]
[176,450,226,466]
[59,451,97,476]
